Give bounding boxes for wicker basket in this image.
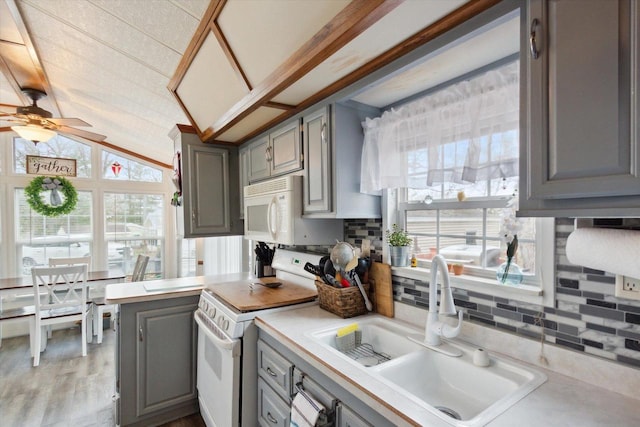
[315,280,370,318]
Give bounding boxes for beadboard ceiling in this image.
[0,0,209,167]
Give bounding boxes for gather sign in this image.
[26,155,77,177]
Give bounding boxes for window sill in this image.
[390,265,545,303]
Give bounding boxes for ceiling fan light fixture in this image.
[11,125,56,144]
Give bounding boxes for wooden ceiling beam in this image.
[4,0,60,115]
[234,0,503,146]
[206,0,404,140]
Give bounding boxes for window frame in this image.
[2,132,175,278]
[384,189,555,307]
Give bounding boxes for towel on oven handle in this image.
[290,388,325,427]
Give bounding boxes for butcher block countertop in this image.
[105,272,253,304]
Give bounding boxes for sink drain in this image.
[435,406,462,420]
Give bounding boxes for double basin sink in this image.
[308,317,547,426]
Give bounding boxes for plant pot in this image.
[452,264,464,275]
[389,246,410,267]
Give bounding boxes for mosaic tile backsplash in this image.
[343,218,640,369]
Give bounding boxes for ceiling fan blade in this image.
[0,112,17,117]
[57,126,107,142]
[0,102,22,109]
[48,117,92,127]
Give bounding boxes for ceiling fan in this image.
[0,88,107,144]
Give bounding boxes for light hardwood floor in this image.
[0,326,205,427]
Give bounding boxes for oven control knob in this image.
[210,307,216,318]
[217,315,225,326]
[223,319,229,331]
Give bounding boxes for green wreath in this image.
[25,176,78,217]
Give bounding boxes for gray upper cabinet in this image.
[248,135,271,182]
[303,102,380,219]
[247,119,303,183]
[303,106,331,214]
[171,125,242,238]
[239,147,250,219]
[520,0,640,216]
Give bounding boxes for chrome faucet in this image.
[425,255,463,348]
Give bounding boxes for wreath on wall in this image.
[25,176,78,217]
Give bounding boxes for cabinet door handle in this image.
[265,146,272,162]
[266,367,277,377]
[321,123,327,144]
[138,326,143,342]
[530,18,540,59]
[267,412,277,424]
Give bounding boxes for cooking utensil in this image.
[330,242,356,272]
[324,274,339,287]
[253,281,282,288]
[323,258,336,277]
[303,262,323,277]
[351,272,372,311]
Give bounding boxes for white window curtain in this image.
[203,236,245,275]
[360,61,519,194]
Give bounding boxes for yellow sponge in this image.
[336,323,359,338]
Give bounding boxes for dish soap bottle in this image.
[410,239,418,268]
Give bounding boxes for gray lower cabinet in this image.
[116,296,199,426]
[171,125,242,238]
[520,0,640,216]
[338,403,372,427]
[257,329,395,427]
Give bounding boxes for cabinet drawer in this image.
[258,377,291,427]
[338,403,372,427]
[258,340,294,401]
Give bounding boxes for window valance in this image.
[360,61,519,195]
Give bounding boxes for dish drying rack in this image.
[335,330,391,366]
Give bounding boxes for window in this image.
[102,150,162,182]
[16,189,93,274]
[14,135,92,178]
[104,192,164,279]
[362,60,553,304]
[7,133,170,278]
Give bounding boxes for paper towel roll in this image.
[566,228,640,279]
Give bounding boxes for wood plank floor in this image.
[0,326,205,427]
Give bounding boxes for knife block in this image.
[255,260,275,278]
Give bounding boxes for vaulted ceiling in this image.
[0,0,209,168]
[0,0,507,170]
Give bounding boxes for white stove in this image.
[194,249,322,427]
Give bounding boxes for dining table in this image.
[0,270,126,345]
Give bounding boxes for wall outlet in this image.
[615,275,640,300]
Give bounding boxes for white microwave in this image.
[243,175,342,245]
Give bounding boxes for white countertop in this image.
[105,273,253,304]
[255,305,640,427]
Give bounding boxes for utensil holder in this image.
[315,280,370,318]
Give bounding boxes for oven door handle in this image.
[195,310,239,353]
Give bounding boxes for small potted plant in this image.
[386,224,412,266]
[452,263,464,276]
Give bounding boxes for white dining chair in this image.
[92,254,149,344]
[48,256,93,341]
[30,264,90,366]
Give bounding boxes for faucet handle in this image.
[441,310,464,339]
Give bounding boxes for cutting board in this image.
[210,277,317,312]
[369,262,393,317]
